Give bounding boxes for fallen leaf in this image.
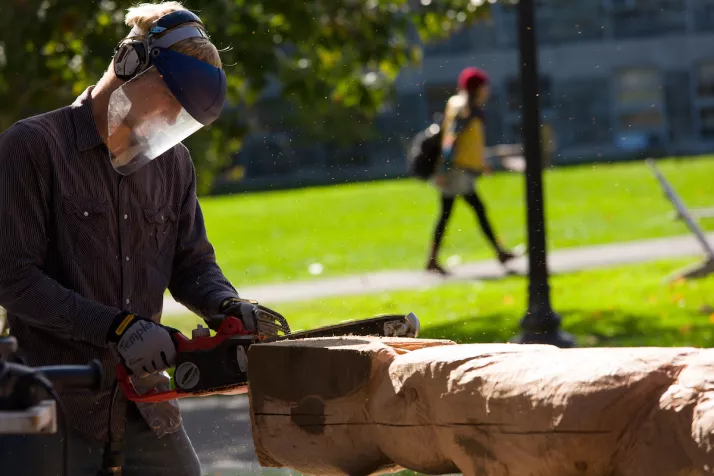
[584,335,599,346]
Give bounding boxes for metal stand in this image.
[0,400,57,434]
[509,0,575,348]
[669,207,714,222]
[0,336,104,476]
[646,158,714,282]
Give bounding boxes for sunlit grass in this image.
[166,257,714,349]
[194,156,714,288]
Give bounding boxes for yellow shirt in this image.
[440,94,486,172]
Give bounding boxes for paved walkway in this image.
[164,232,714,316]
[177,231,714,474]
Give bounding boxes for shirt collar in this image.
[70,86,104,152]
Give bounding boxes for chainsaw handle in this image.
[112,325,188,382]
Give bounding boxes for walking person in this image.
[426,67,516,275]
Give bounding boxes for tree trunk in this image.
[248,337,714,476]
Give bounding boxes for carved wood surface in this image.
[248,337,714,476]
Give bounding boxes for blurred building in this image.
[216,0,714,192]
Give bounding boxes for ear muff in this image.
[113,39,149,81]
[112,10,207,82]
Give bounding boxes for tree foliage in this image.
[0,0,491,193]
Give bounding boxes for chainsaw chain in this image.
[255,305,291,338]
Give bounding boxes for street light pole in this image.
[511,0,575,348]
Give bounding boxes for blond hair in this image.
[124,1,221,68]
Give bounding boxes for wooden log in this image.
[247,337,714,476]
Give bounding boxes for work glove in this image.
[210,297,291,338]
[107,312,178,378]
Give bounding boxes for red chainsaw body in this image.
[115,317,254,403]
[115,312,420,403]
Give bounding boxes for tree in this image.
[0,0,491,194]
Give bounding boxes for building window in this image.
[699,106,714,139]
[501,76,554,146]
[424,83,455,122]
[693,0,714,32]
[505,78,520,112]
[664,70,693,142]
[699,107,714,138]
[615,67,662,107]
[605,0,635,8]
[695,61,714,138]
[536,0,605,44]
[505,76,552,112]
[613,67,666,150]
[423,27,473,57]
[619,110,664,129]
[697,62,714,100]
[605,0,686,39]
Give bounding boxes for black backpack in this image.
[407,122,442,180]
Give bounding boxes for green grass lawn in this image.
[165,257,714,348]
[197,156,714,288]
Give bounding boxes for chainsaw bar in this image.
[266,312,420,342]
[178,313,420,394]
[173,313,420,394]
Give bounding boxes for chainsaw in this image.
[115,306,420,404]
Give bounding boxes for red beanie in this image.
[457,67,489,91]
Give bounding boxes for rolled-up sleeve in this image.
[0,124,121,346]
[168,146,239,319]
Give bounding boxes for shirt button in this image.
[124,214,128,220]
[126,298,130,305]
[125,256,130,261]
[83,211,89,217]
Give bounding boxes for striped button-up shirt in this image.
[0,87,240,443]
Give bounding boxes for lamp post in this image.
[511,0,575,348]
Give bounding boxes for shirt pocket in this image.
[61,197,111,264]
[142,205,177,265]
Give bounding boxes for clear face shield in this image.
[107,66,204,175]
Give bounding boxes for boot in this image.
[425,242,450,276]
[426,258,449,276]
[496,248,517,265]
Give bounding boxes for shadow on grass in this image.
[420,309,714,348]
